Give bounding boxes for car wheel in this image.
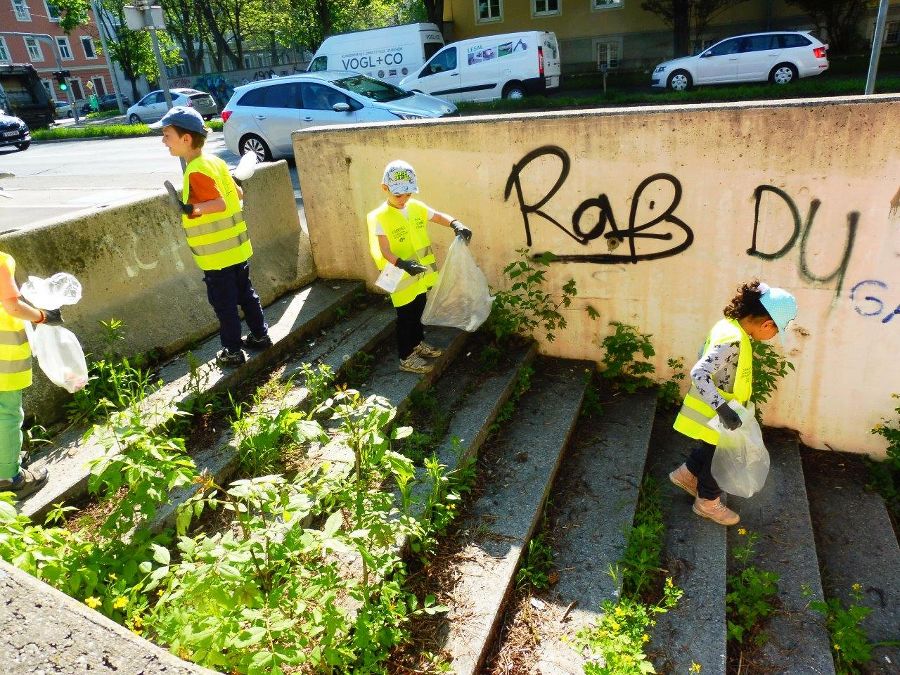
[239,135,272,162]
[129,113,142,124]
[770,63,798,85]
[67,110,74,118]
[502,82,526,100]
[668,70,692,92]
[15,142,30,151]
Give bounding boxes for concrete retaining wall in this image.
[1,160,315,424]
[293,95,900,458]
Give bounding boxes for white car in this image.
[651,31,829,91]
[221,71,457,161]
[126,88,218,124]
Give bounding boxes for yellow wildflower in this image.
[851,583,862,592]
[738,528,747,536]
[642,634,649,643]
[666,577,674,588]
[108,573,117,581]
[84,596,101,609]
[113,596,128,610]
[690,662,702,673]
[834,644,841,651]
[132,616,144,629]
[132,628,142,636]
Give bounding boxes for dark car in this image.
[0,109,30,151]
[82,94,131,115]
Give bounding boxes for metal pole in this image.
[865,0,890,95]
[90,0,126,114]
[149,26,175,110]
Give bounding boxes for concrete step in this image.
[436,357,593,675]
[20,279,363,522]
[801,448,900,674]
[150,303,396,533]
[646,412,728,673]
[531,389,659,674]
[729,431,834,674]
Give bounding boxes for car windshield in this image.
[331,75,412,102]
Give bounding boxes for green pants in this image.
[0,389,24,480]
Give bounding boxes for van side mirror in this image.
[700,50,712,58]
[332,102,351,112]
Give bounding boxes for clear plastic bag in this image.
[25,323,88,393]
[422,236,494,332]
[710,401,770,498]
[20,273,82,310]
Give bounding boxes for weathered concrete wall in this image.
[1,160,315,423]
[293,95,900,458]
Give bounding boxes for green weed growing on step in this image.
[600,322,657,393]
[726,529,780,646]
[488,364,534,435]
[869,393,900,527]
[806,583,874,673]
[750,340,795,407]
[410,453,475,558]
[580,370,604,419]
[621,478,665,599]
[657,358,686,411]
[515,531,555,590]
[486,249,577,344]
[342,351,375,387]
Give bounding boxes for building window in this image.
[56,36,73,60]
[595,38,621,69]
[45,1,61,21]
[476,0,502,23]
[0,37,10,63]
[91,77,106,96]
[69,79,83,100]
[13,0,31,21]
[593,0,623,9]
[41,79,52,97]
[25,36,44,61]
[81,36,97,58]
[533,0,560,17]
[885,21,899,46]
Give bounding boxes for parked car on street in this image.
[650,31,829,91]
[81,94,131,115]
[221,71,458,160]
[54,100,74,118]
[127,88,218,124]
[0,108,31,151]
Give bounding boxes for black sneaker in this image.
[216,348,247,367]
[0,466,49,501]
[241,332,273,351]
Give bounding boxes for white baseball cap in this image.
[382,160,418,195]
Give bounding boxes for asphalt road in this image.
[0,133,300,232]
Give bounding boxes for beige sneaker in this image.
[669,463,698,498]
[414,342,443,358]
[399,353,432,374]
[693,496,740,526]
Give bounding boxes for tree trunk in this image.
[673,0,691,56]
[423,0,444,35]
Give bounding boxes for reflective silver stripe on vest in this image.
[393,273,419,295]
[183,211,245,238]
[189,230,250,257]
[677,402,713,428]
[0,330,27,346]
[416,245,435,260]
[0,356,31,373]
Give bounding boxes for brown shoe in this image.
[0,465,49,501]
[693,496,740,526]
[399,353,432,374]
[414,342,443,359]
[669,463,698,498]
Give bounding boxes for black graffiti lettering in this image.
[799,201,859,296]
[503,146,572,247]
[748,185,801,259]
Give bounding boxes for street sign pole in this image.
[865,0,890,95]
[90,0,127,114]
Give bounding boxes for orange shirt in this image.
[0,257,19,300]
[186,172,222,219]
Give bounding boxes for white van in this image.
[399,31,561,103]
[308,23,445,86]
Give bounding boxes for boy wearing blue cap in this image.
[153,106,271,367]
[669,280,798,526]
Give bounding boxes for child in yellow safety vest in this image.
[669,280,797,526]
[154,106,271,368]
[0,252,63,500]
[367,160,472,374]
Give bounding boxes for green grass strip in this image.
[33,118,223,141]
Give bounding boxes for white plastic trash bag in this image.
[20,273,82,310]
[25,323,88,393]
[421,237,493,332]
[710,401,770,498]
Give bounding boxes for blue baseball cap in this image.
[758,282,797,337]
[150,106,208,137]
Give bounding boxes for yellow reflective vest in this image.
[181,155,252,271]
[0,253,31,391]
[366,199,438,307]
[673,318,753,445]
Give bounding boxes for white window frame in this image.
[56,36,73,60]
[91,76,106,96]
[532,0,560,18]
[69,77,84,100]
[81,35,97,59]
[885,21,899,46]
[0,37,10,63]
[475,0,503,24]
[45,1,61,21]
[13,0,31,21]
[592,0,623,10]
[41,79,52,98]
[594,37,622,69]
[25,36,44,61]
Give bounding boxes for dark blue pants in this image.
[395,292,426,360]
[203,262,267,351]
[686,441,722,500]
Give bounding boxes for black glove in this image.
[716,402,742,431]
[164,180,193,216]
[395,258,428,276]
[40,308,63,326]
[451,220,472,243]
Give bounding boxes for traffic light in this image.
[53,70,71,91]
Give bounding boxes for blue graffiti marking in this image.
[850,279,899,324]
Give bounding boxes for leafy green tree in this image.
[48,0,92,33]
[785,0,867,54]
[641,0,750,57]
[161,0,205,74]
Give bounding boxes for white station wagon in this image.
[651,31,829,91]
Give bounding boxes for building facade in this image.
[444,1,900,72]
[0,0,118,104]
